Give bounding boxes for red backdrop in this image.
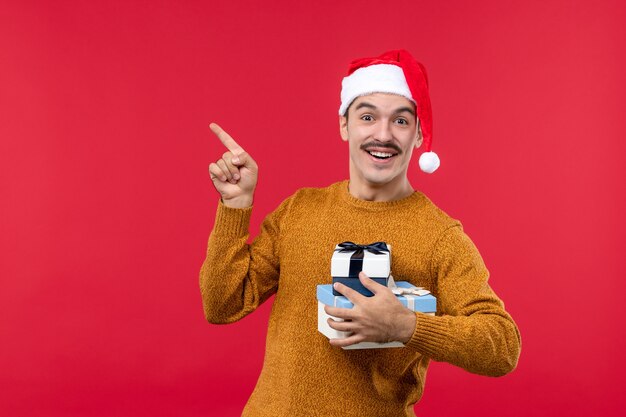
[2,1,625,416]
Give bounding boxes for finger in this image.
[333,282,366,305]
[358,271,386,295]
[329,334,365,348]
[327,317,354,332]
[209,123,244,155]
[208,162,228,183]
[222,151,241,180]
[324,305,355,320]
[216,159,236,183]
[229,150,257,170]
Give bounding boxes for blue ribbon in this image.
[335,241,389,277]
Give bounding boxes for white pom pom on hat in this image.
[419,151,440,173]
[339,49,440,173]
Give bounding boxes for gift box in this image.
[317,281,436,350]
[331,241,391,296]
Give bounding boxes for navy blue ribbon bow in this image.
[335,241,389,277]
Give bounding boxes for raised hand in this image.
[208,123,258,208]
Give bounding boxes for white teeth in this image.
[369,151,394,158]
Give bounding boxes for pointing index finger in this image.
[209,123,244,154]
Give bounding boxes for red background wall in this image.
[1,1,625,416]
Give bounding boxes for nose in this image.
[373,120,393,142]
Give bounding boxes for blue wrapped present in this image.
[317,281,436,349]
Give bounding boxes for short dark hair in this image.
[343,101,353,122]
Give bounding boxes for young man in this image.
[201,49,521,416]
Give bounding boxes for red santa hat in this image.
[339,49,440,173]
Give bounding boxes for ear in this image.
[414,121,423,149]
[339,115,349,142]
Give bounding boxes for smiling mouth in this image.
[361,142,401,161]
[366,150,396,160]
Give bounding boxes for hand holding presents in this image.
[208,123,258,208]
[324,272,417,348]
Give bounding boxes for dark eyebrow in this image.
[354,102,416,117]
[394,106,416,117]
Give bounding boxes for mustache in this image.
[360,141,402,154]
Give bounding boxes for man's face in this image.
[339,93,422,189]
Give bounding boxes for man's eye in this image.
[395,118,408,125]
[361,115,373,121]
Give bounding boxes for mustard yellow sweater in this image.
[200,180,521,417]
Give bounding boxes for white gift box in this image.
[331,242,391,278]
[331,242,391,296]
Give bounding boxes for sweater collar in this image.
[337,180,425,210]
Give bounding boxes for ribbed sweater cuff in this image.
[212,199,253,237]
[404,313,449,357]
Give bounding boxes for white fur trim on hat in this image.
[339,64,414,115]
